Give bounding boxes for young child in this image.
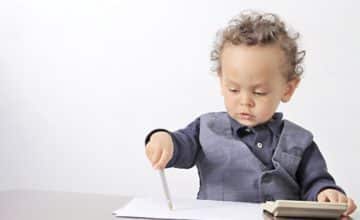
[144,11,356,216]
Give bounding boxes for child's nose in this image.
[239,92,254,107]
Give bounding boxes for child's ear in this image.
[281,77,300,103]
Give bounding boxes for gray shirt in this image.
[145,112,344,201]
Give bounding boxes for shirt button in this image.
[257,142,263,149]
[245,128,251,132]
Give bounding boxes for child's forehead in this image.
[221,43,287,79]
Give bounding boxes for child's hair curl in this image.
[211,11,305,80]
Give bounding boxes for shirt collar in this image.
[228,112,283,137]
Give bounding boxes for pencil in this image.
[159,169,173,210]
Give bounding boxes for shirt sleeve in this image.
[144,117,201,169]
[296,141,346,201]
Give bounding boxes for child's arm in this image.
[145,118,201,169]
[296,141,357,215]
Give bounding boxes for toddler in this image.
[145,11,356,216]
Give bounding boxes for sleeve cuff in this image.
[144,128,172,145]
[305,182,346,201]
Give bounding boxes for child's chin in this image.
[237,119,258,127]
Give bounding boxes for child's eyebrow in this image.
[253,83,269,88]
[224,78,241,86]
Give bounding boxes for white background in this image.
[1,0,359,202]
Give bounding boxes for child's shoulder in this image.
[197,111,229,124]
[282,118,313,138]
[196,112,229,130]
[198,111,228,118]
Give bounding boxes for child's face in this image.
[219,43,299,127]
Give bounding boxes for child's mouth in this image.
[238,113,254,120]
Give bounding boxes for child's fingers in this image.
[145,143,153,154]
[150,149,162,166]
[154,149,171,170]
[145,145,152,160]
[338,194,347,204]
[145,144,154,160]
[145,144,161,165]
[326,191,339,203]
[343,197,357,216]
[317,192,328,202]
[152,150,165,169]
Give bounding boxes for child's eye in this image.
[254,91,267,96]
[229,88,239,93]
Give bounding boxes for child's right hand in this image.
[145,131,174,170]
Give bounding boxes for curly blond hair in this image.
[211,11,305,80]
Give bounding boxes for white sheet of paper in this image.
[113,197,262,220]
